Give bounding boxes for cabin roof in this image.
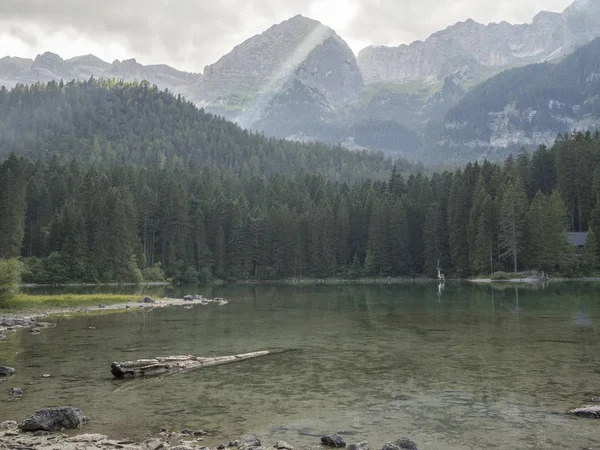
[568,232,588,247]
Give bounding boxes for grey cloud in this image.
[0,0,574,71]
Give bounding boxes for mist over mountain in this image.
[2,0,600,163]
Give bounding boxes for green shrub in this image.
[142,263,165,282]
[0,259,24,304]
[491,271,511,280]
[181,267,200,284]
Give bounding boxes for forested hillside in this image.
[0,79,398,183]
[1,130,600,283]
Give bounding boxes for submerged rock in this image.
[392,438,419,450]
[321,434,346,448]
[569,405,600,418]
[19,406,90,432]
[347,442,368,450]
[0,366,15,376]
[10,387,23,396]
[0,333,6,340]
[274,441,294,450]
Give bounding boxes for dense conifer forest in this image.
[0,81,599,283]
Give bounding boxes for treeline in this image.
[1,131,600,283]
[0,79,398,183]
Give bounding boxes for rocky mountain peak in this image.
[196,14,362,119]
[357,0,600,85]
[30,52,76,81]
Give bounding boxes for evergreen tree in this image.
[499,176,528,273]
[448,171,470,276]
[583,229,598,274]
[0,154,27,258]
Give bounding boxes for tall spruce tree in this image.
[499,176,528,273]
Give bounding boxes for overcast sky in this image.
[0,0,575,73]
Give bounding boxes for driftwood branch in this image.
[111,350,273,379]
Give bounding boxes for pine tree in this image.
[388,199,413,275]
[499,177,528,273]
[0,154,27,258]
[583,229,598,274]
[472,194,495,275]
[448,172,470,276]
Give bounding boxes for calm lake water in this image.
[2,283,600,449]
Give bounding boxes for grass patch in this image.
[1,294,141,310]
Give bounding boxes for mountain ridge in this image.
[2,0,600,163]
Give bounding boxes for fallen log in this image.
[111,350,272,379]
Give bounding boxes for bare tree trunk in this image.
[111,350,275,379]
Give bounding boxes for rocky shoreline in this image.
[0,413,421,450]
[0,296,221,339]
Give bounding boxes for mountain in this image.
[2,0,600,162]
[0,51,198,94]
[435,36,600,160]
[357,0,600,85]
[193,15,364,135]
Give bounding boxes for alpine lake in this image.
[2,282,600,449]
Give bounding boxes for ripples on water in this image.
[2,283,600,449]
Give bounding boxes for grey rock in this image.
[10,387,23,396]
[181,429,206,436]
[393,438,419,450]
[274,441,294,450]
[0,420,17,429]
[30,327,41,333]
[33,430,51,436]
[0,333,6,340]
[183,295,194,301]
[228,440,240,447]
[570,405,600,418]
[146,440,165,450]
[218,444,226,450]
[19,406,90,432]
[140,296,156,304]
[380,444,400,450]
[347,442,368,450]
[0,366,15,376]
[240,435,262,447]
[321,434,346,448]
[42,373,51,378]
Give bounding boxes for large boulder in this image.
[19,407,89,432]
[569,405,600,418]
[0,366,15,376]
[321,434,346,448]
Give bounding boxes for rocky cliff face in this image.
[435,36,600,161]
[194,14,364,134]
[357,0,600,85]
